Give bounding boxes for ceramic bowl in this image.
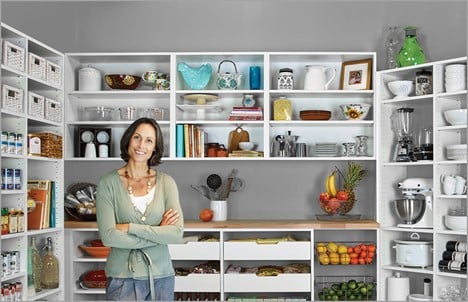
[340,103,371,120]
[299,110,331,120]
[79,270,107,289]
[444,215,468,231]
[444,109,467,125]
[446,144,467,160]
[239,142,255,151]
[79,245,111,258]
[104,74,141,90]
[387,80,414,98]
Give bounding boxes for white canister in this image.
[98,144,109,158]
[79,67,102,91]
[210,200,227,221]
[386,272,410,301]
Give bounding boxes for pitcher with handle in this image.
[304,65,336,90]
[440,174,457,195]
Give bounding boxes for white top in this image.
[130,186,156,214]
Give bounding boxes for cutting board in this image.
[227,127,250,153]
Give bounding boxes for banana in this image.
[327,170,337,197]
[325,174,332,195]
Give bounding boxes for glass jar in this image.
[415,69,433,95]
[273,96,292,120]
[29,237,42,292]
[398,26,426,67]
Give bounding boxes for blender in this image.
[394,178,433,228]
[393,107,417,162]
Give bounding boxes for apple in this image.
[199,208,214,222]
[337,190,349,201]
[319,192,331,201]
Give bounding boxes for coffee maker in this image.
[394,178,433,228]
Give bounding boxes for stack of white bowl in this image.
[445,64,466,92]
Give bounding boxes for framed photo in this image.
[340,58,373,90]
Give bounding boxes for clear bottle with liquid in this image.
[29,237,42,293]
[40,237,59,289]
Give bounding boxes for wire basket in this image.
[28,52,47,81]
[315,275,376,301]
[2,84,23,113]
[2,41,25,72]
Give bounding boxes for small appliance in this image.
[393,107,417,162]
[394,177,433,228]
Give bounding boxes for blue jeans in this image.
[106,276,175,301]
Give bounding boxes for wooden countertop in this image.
[65,219,379,229]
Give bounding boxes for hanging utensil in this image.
[206,174,223,192]
[190,185,211,200]
[221,169,238,200]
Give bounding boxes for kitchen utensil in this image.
[190,185,211,200]
[295,143,307,157]
[355,135,369,156]
[227,126,250,153]
[177,62,212,90]
[221,169,238,200]
[304,65,336,90]
[83,106,115,121]
[104,74,141,90]
[386,272,410,301]
[455,175,467,195]
[217,60,242,90]
[414,127,433,161]
[393,233,433,268]
[141,70,158,82]
[206,174,222,192]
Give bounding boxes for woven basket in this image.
[29,131,62,158]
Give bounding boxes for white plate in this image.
[176,104,223,113]
[81,130,94,143]
[96,131,110,143]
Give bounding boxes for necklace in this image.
[124,168,153,195]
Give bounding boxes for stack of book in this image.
[27,179,56,230]
[228,107,263,121]
[176,124,207,158]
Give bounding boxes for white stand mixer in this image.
[394,178,433,228]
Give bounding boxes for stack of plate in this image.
[445,64,466,92]
[314,143,338,157]
[446,144,467,160]
[299,110,331,120]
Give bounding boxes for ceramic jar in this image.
[78,67,101,91]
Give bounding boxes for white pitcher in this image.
[304,65,336,90]
[440,174,457,195]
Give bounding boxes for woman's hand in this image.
[160,208,179,226]
[116,223,129,232]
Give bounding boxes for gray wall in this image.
[3,0,466,220]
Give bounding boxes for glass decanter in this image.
[398,26,426,67]
[40,237,59,289]
[384,26,402,69]
[29,236,42,292]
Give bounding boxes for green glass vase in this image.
[398,26,426,67]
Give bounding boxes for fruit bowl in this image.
[319,198,355,215]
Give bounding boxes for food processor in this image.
[393,107,416,162]
[394,178,433,228]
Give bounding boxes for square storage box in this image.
[28,52,47,80]
[174,274,221,292]
[2,84,23,113]
[2,41,25,72]
[224,240,311,260]
[46,60,62,86]
[77,127,112,158]
[28,131,63,158]
[28,92,45,118]
[45,98,62,123]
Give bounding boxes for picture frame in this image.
[340,58,373,90]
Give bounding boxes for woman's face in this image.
[128,123,156,163]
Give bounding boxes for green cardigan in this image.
[96,169,184,280]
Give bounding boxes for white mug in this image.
[455,175,467,195]
[98,144,109,158]
[440,174,457,195]
[210,200,227,221]
[84,142,97,158]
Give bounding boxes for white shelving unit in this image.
[1,23,65,301]
[377,57,468,301]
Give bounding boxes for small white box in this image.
[28,92,45,118]
[45,98,62,122]
[28,52,46,80]
[2,84,23,113]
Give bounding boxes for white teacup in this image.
[441,174,457,195]
[455,175,467,195]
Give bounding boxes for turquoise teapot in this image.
[217,60,242,90]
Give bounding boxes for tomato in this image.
[350,257,359,265]
[199,208,213,222]
[353,245,361,254]
[358,257,366,265]
[360,244,367,251]
[328,199,340,210]
[336,190,349,201]
[319,192,331,201]
[367,244,376,253]
[347,247,354,254]
[367,251,375,259]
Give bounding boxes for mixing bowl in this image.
[444,109,467,126]
[340,103,371,120]
[387,80,414,99]
[394,198,425,224]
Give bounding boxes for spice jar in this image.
[277,68,294,90]
[415,69,433,95]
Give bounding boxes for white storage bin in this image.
[174,274,221,292]
[28,52,47,80]
[2,41,25,72]
[28,92,45,118]
[224,273,311,292]
[169,241,220,260]
[45,98,62,122]
[46,60,62,86]
[224,240,311,260]
[2,84,23,113]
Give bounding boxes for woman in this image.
[96,117,183,301]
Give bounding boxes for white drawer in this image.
[174,273,221,292]
[223,273,311,292]
[169,241,220,260]
[223,241,311,260]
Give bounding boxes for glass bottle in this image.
[384,26,402,69]
[398,26,426,67]
[29,236,42,292]
[40,237,59,289]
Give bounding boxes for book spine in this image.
[176,124,185,158]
